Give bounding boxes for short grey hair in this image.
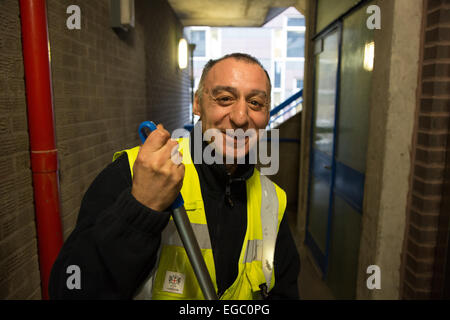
[195,53,272,106]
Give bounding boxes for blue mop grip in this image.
[138,121,184,210]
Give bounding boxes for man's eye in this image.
[215,96,234,105]
[248,100,264,109]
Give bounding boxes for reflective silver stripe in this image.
[243,239,263,264]
[260,175,279,289]
[161,220,212,250]
[134,218,212,300]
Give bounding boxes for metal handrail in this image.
[268,89,303,128]
[269,89,303,117]
[270,99,302,124]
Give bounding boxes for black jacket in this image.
[49,135,300,300]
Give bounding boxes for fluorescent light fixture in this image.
[364,41,375,72]
[178,38,188,69]
[110,0,135,31]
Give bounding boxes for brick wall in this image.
[48,0,190,239]
[0,0,41,300]
[0,0,190,299]
[401,0,450,299]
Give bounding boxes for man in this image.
[49,53,300,299]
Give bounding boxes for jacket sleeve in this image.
[49,153,171,299]
[268,213,301,300]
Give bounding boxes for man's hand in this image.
[131,124,185,211]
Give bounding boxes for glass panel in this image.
[191,31,206,57]
[307,176,331,253]
[285,61,303,94]
[326,195,361,299]
[312,30,339,156]
[287,17,305,26]
[273,29,283,58]
[286,31,305,57]
[335,4,374,173]
[274,61,282,88]
[306,28,340,277]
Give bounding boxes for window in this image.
[286,31,304,57]
[273,92,281,108]
[191,30,206,57]
[294,78,303,90]
[287,17,305,26]
[274,61,282,88]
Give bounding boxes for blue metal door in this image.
[305,24,341,277]
[306,3,374,298]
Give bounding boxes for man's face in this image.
[193,58,270,160]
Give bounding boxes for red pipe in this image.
[19,0,63,300]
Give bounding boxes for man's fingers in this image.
[171,149,183,166]
[141,124,171,153]
[156,137,183,166]
[160,155,185,180]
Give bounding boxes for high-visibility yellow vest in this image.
[113,137,286,300]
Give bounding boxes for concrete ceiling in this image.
[167,0,306,27]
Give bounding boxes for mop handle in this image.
[138,121,218,300]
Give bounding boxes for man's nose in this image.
[229,98,249,128]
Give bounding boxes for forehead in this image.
[204,58,269,93]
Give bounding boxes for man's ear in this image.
[193,94,201,117]
[264,105,270,127]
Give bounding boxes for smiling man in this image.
[49,53,300,300]
[194,55,271,165]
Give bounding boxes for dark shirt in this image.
[49,132,300,300]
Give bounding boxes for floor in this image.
[287,211,335,300]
